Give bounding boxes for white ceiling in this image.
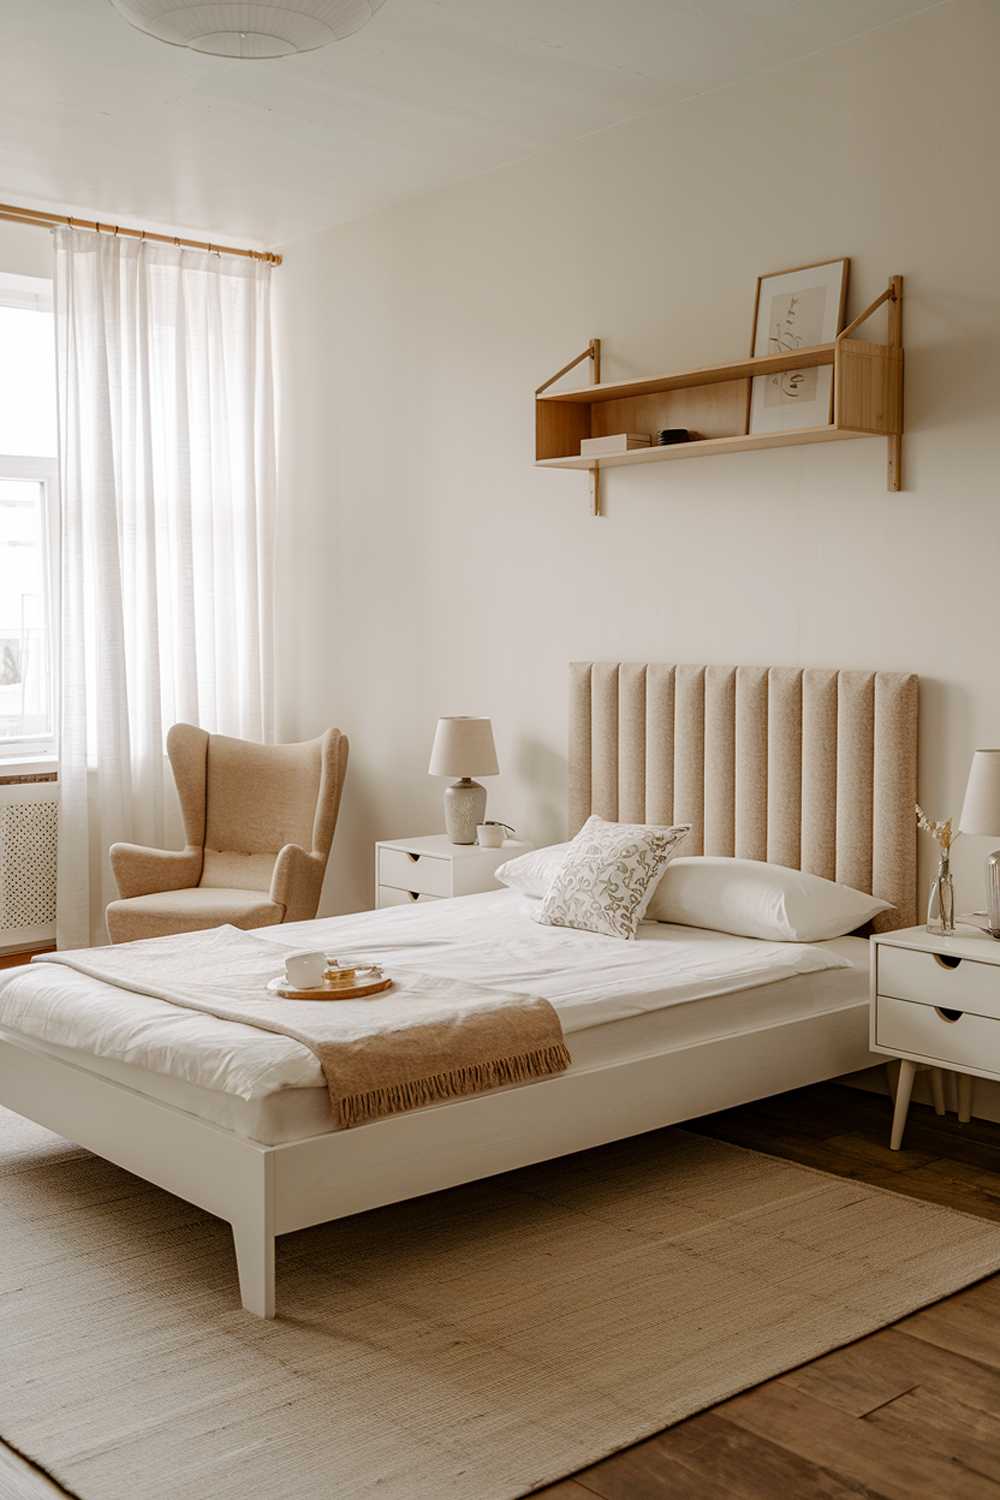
[0,0,934,251]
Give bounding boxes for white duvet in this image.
[0,889,848,1102]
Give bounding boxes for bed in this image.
[0,662,918,1318]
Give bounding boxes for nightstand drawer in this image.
[878,944,1000,1021]
[376,885,442,909]
[876,993,1000,1077]
[378,848,452,898]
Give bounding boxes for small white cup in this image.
[285,951,327,989]
[476,823,505,849]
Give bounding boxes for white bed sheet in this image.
[0,891,865,1139]
[0,934,869,1143]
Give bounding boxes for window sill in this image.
[0,754,58,780]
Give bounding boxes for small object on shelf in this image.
[658,428,690,445]
[428,717,499,844]
[476,820,515,849]
[579,432,651,456]
[916,803,956,935]
[959,749,1000,938]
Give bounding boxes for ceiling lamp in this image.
[108,1,386,58]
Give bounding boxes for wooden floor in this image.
[540,1081,1000,1500]
[3,1081,1000,1498]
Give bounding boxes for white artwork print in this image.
[749,260,847,434]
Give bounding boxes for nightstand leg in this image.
[930,1068,947,1117]
[885,1059,901,1103]
[890,1060,917,1150]
[958,1074,974,1125]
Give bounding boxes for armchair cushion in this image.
[106,888,283,944]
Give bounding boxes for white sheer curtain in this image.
[53,228,276,947]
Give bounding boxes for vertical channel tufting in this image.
[674,667,705,852]
[568,663,593,835]
[618,664,647,823]
[836,671,875,893]
[735,667,768,860]
[591,663,620,822]
[767,668,803,867]
[567,661,917,931]
[801,669,838,879]
[645,666,676,825]
[873,673,918,931]
[704,667,736,855]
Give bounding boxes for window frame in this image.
[0,453,59,764]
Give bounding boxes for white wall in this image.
[276,0,1000,918]
[0,219,52,279]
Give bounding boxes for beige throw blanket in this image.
[36,926,570,1128]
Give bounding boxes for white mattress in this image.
[0,891,869,1144]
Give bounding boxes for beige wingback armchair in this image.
[106,724,349,944]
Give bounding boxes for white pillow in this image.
[536,815,690,941]
[646,856,891,941]
[495,842,569,899]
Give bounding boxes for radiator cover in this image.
[0,781,58,948]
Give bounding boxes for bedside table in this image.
[374,834,531,910]
[870,924,999,1149]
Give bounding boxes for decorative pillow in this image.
[495,842,570,900]
[646,856,892,941]
[536,815,691,940]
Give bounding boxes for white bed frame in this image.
[0,662,918,1317]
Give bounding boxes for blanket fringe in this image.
[336,1041,572,1129]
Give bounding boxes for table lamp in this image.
[959,749,1000,938]
[428,717,499,845]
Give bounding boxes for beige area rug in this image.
[3,1106,1000,1500]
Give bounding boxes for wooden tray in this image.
[266,975,393,1002]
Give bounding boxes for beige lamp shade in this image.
[428,717,499,778]
[959,750,1000,836]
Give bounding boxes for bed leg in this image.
[233,1220,276,1318]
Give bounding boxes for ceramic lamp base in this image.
[444,778,486,845]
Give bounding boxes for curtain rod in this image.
[0,201,282,266]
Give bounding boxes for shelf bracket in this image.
[835,275,903,492]
[537,338,603,515]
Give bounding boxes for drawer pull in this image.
[935,1006,964,1023]
[933,953,962,971]
[407,852,420,863]
[408,891,420,901]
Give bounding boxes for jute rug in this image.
[3,1105,1000,1500]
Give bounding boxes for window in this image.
[0,273,57,757]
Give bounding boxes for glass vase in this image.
[926,850,956,935]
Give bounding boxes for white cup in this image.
[477,823,504,848]
[285,951,327,989]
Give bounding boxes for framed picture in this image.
[747,258,849,434]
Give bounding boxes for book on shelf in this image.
[579,432,651,457]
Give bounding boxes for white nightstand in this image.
[374,834,531,910]
[870,924,1000,1149]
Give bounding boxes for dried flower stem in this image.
[916,803,954,850]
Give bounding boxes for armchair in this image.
[106,724,349,943]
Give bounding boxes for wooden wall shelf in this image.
[535,276,903,515]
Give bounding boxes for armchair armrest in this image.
[269,844,326,924]
[109,843,203,900]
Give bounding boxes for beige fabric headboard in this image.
[569,663,918,933]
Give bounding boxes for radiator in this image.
[0,777,58,950]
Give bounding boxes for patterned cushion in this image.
[536,815,690,940]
